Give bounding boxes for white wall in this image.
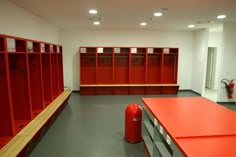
[208,31,223,90]
[60,28,193,91]
[0,0,59,43]
[218,23,236,102]
[191,29,209,94]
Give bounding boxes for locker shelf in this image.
[0,136,12,149]
[154,141,172,157]
[14,120,30,134]
[32,109,43,118]
[142,134,153,156]
[143,121,154,139]
[0,36,4,52]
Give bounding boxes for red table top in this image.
[142,97,236,137]
[176,135,236,157]
[142,97,236,157]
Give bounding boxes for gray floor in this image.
[28,91,236,157]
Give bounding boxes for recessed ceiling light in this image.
[154,12,163,17]
[89,9,97,14]
[93,21,100,25]
[217,15,226,19]
[140,22,147,26]
[196,20,213,24]
[161,8,168,11]
[188,25,195,28]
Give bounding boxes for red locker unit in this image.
[96,47,113,94]
[130,48,146,94]
[0,34,65,149]
[80,47,96,94]
[7,38,32,134]
[28,41,44,117]
[41,43,53,106]
[0,35,15,148]
[113,48,129,94]
[51,45,59,99]
[57,46,64,94]
[79,46,179,95]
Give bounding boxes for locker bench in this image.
[80,84,179,94]
[0,90,72,157]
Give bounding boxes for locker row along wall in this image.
[0,34,71,156]
[79,46,179,95]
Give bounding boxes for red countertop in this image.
[176,135,236,157]
[142,97,236,157]
[142,97,236,137]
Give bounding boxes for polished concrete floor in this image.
[28,91,236,157]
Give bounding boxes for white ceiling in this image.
[9,0,236,31]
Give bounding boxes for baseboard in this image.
[179,89,192,92]
[75,89,201,95]
[217,101,236,105]
[72,90,80,93]
[179,89,201,96]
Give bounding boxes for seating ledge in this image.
[0,90,72,157]
[80,84,179,87]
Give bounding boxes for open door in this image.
[205,47,217,89]
[204,47,217,102]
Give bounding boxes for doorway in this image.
[204,47,217,101]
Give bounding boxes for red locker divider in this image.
[51,51,59,98]
[80,46,179,95]
[58,46,64,94]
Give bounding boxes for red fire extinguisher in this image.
[221,79,234,99]
[228,80,234,98]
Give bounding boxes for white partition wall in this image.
[60,29,193,91]
[218,23,236,102]
[191,29,209,94]
[0,0,59,44]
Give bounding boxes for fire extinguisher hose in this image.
[220,78,235,96]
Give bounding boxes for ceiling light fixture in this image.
[89,9,97,14]
[93,21,100,25]
[196,20,214,24]
[140,22,147,26]
[89,17,103,21]
[154,12,163,17]
[188,25,195,28]
[217,15,226,19]
[161,8,168,11]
